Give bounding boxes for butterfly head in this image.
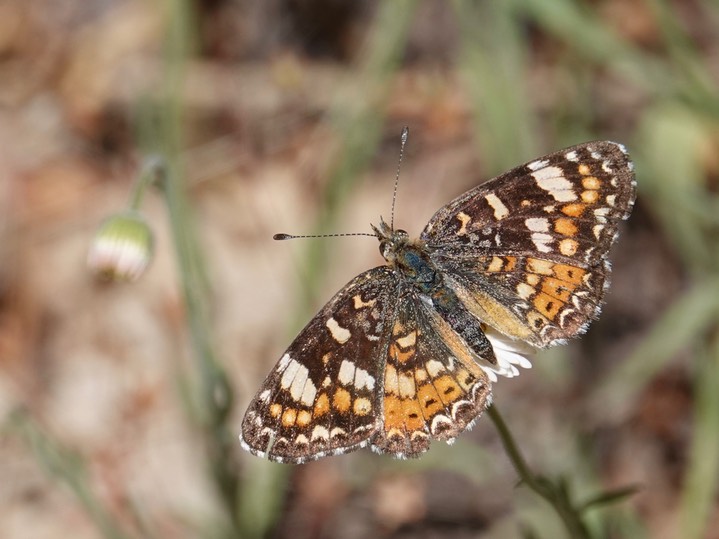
[371,217,410,264]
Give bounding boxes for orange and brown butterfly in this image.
[240,132,636,463]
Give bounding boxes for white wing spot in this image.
[338,359,356,386]
[517,282,535,300]
[385,365,399,393]
[485,193,509,220]
[280,357,301,390]
[533,167,578,202]
[293,369,314,405]
[565,151,578,162]
[326,317,351,344]
[354,366,375,391]
[311,425,330,441]
[527,159,549,171]
[281,358,317,406]
[594,207,610,217]
[295,434,309,445]
[426,359,446,377]
[398,372,416,398]
[525,217,550,232]
[300,378,317,406]
[531,232,554,253]
[278,353,292,371]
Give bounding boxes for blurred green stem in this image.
[128,156,165,211]
[487,404,592,539]
[7,411,134,539]
[678,327,719,538]
[156,0,240,535]
[159,152,238,515]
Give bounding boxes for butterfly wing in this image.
[421,141,636,347]
[370,285,492,458]
[240,267,398,463]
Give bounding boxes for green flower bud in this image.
[87,211,154,282]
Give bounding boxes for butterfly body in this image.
[378,224,500,370]
[241,141,636,463]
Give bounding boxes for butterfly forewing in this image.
[422,142,635,251]
[240,267,398,463]
[422,142,636,347]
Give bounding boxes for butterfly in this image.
[240,135,636,463]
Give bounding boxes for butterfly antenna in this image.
[390,126,409,231]
[274,232,376,241]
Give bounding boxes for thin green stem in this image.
[678,327,719,538]
[153,0,241,535]
[128,155,165,211]
[158,158,239,534]
[487,404,592,539]
[7,410,135,539]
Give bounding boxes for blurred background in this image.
[1,0,719,538]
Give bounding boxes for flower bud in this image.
[87,211,154,282]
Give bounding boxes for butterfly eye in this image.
[396,229,408,237]
[379,241,389,256]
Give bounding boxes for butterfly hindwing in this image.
[422,141,636,347]
[370,289,492,458]
[240,267,398,463]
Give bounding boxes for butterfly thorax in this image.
[373,217,500,368]
[372,218,440,293]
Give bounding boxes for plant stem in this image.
[487,404,592,539]
[7,410,134,539]
[155,0,241,534]
[128,155,165,211]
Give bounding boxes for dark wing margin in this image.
[240,267,398,463]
